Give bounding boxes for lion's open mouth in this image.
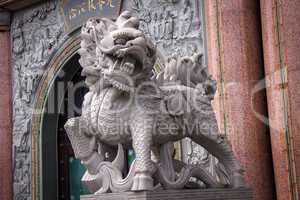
[105,72,133,92]
[120,62,135,74]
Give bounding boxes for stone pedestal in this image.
[81,188,253,200]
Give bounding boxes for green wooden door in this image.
[69,157,90,200]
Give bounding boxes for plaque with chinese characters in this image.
[60,0,122,32]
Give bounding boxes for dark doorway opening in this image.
[57,61,89,200]
[41,53,89,200]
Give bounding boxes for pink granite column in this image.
[260,0,300,199]
[0,9,12,200]
[204,1,275,199]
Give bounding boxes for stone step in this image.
[81,188,253,200]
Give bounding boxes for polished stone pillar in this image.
[0,9,12,200]
[204,1,275,199]
[260,0,300,199]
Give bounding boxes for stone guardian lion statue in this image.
[64,11,245,194]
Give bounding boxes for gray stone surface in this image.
[11,1,65,199]
[81,188,253,200]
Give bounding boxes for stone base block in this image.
[81,188,253,200]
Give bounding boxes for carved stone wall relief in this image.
[11,1,65,199]
[127,0,203,58]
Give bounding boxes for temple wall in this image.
[1,0,300,200]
